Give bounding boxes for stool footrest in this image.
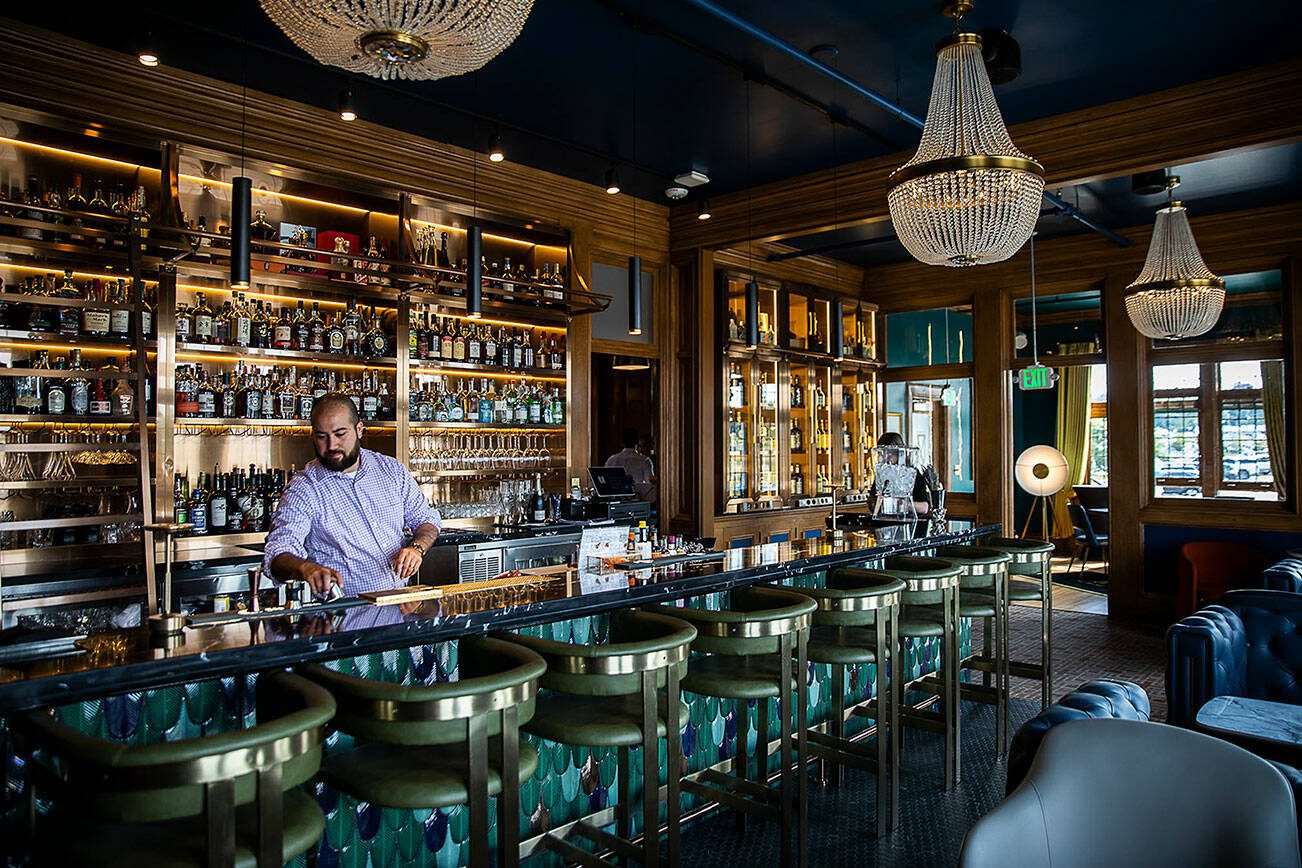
[1007,661,1046,679]
[542,831,615,868]
[807,733,881,772]
[898,708,947,733]
[681,776,782,822]
[849,705,883,724]
[698,768,782,804]
[573,820,642,862]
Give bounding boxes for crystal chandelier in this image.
[259,0,535,81]
[888,3,1044,267]
[1125,175,1225,339]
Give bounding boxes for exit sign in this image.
[1019,364,1058,391]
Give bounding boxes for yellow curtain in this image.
[1053,353,1094,538]
[1262,360,1287,498]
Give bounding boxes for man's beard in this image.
[318,442,360,472]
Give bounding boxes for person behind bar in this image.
[606,427,657,502]
[263,393,441,596]
[874,431,932,517]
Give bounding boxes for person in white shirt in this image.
[605,427,657,502]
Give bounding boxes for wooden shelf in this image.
[0,291,136,311]
[409,359,566,382]
[0,329,139,351]
[0,512,142,531]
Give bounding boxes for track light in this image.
[605,167,621,195]
[466,226,483,317]
[628,255,643,335]
[231,176,251,289]
[338,88,357,121]
[488,134,505,163]
[697,199,712,220]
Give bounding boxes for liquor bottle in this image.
[80,280,110,337]
[175,297,193,344]
[440,318,455,360]
[192,292,215,343]
[67,350,89,416]
[208,469,229,533]
[728,362,745,409]
[196,369,217,418]
[45,356,67,415]
[408,311,421,359]
[111,375,134,417]
[522,331,535,369]
[293,300,310,351]
[214,300,232,346]
[551,336,565,371]
[511,329,524,370]
[482,324,498,366]
[56,272,80,338]
[20,177,44,241]
[790,419,803,453]
[467,323,482,364]
[842,423,853,452]
[791,374,804,409]
[108,279,131,339]
[536,338,548,371]
[89,378,112,416]
[251,300,270,349]
[324,310,346,354]
[190,473,209,535]
[343,300,362,354]
[364,306,389,357]
[231,293,251,348]
[531,473,547,522]
[109,184,129,249]
[842,462,853,490]
[453,321,468,362]
[297,371,315,420]
[478,379,493,424]
[273,306,294,350]
[791,464,804,496]
[497,327,511,368]
[87,181,109,248]
[219,371,237,418]
[238,367,261,419]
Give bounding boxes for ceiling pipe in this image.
[682,0,1130,248]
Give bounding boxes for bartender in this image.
[263,393,441,596]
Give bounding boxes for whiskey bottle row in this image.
[409,308,565,370]
[176,293,392,358]
[1,175,148,247]
[174,464,289,536]
[0,274,153,338]
[0,350,140,417]
[410,376,564,425]
[175,363,394,422]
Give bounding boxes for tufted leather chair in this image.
[1262,558,1302,593]
[1005,680,1150,795]
[1166,589,1302,728]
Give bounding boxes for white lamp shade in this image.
[1015,445,1070,497]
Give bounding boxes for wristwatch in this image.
[409,542,428,557]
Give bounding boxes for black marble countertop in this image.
[0,521,996,714]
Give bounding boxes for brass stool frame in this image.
[794,571,903,837]
[884,557,963,790]
[16,671,332,868]
[985,538,1054,708]
[654,591,814,868]
[510,613,693,868]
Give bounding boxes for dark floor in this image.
[678,606,1168,866]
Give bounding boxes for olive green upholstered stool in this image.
[930,545,1014,755]
[983,536,1055,708]
[800,568,906,837]
[17,670,335,868]
[505,609,697,868]
[649,585,817,868]
[881,555,964,790]
[301,635,545,868]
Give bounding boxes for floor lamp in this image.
[1015,445,1069,543]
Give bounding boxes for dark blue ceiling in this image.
[4,0,1298,237]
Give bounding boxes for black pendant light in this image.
[628,255,643,335]
[745,280,759,348]
[831,299,845,360]
[231,36,252,290]
[466,226,483,317]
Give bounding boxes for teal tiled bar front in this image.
[5,523,991,866]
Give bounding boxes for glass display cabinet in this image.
[717,272,881,515]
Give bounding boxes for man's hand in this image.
[295,561,342,595]
[392,546,424,579]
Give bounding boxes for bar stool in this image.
[983,537,1055,708]
[798,568,906,837]
[881,555,964,790]
[300,635,545,868]
[17,671,335,868]
[648,585,816,868]
[504,609,697,868]
[931,545,1014,753]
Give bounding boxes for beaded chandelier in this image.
[259,0,535,81]
[1125,185,1225,339]
[888,5,1044,268]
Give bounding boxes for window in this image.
[1151,360,1286,500]
[882,377,973,493]
[1086,364,1108,484]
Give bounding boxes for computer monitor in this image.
[588,466,637,501]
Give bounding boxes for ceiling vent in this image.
[674,170,710,188]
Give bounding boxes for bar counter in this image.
[0,520,994,714]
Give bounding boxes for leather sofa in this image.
[1006,680,1302,844]
[1166,588,1302,728]
[1262,557,1302,593]
[1006,679,1149,795]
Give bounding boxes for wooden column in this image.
[973,287,1014,529]
[695,249,717,538]
[567,223,594,486]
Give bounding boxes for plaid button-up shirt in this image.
[262,448,442,595]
